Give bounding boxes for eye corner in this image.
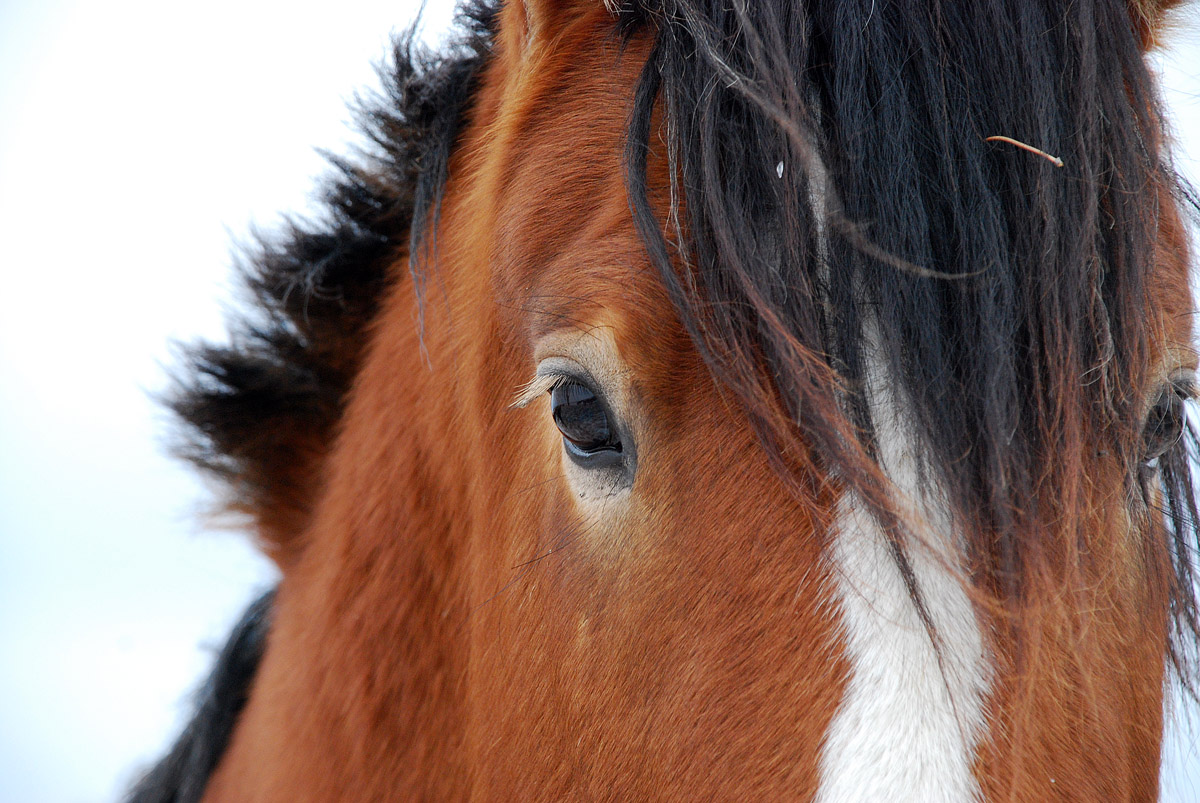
[1141,371,1194,468]
[1169,370,1197,401]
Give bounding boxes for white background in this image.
[0,2,1197,801]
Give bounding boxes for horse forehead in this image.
[480,31,671,355]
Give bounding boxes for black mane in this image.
[146,7,497,798]
[168,3,496,545]
[621,0,1200,683]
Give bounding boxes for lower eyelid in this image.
[564,439,599,459]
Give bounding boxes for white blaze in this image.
[815,348,992,802]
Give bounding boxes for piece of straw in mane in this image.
[984,135,1065,168]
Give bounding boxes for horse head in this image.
[139,1,1199,800]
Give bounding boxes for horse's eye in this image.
[550,379,622,460]
[1142,379,1190,469]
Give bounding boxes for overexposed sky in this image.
[0,3,447,800]
[0,2,1198,801]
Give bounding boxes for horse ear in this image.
[1127,0,1187,48]
[503,0,616,51]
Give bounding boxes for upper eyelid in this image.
[511,364,594,409]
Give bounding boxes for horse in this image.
[128,0,1200,800]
